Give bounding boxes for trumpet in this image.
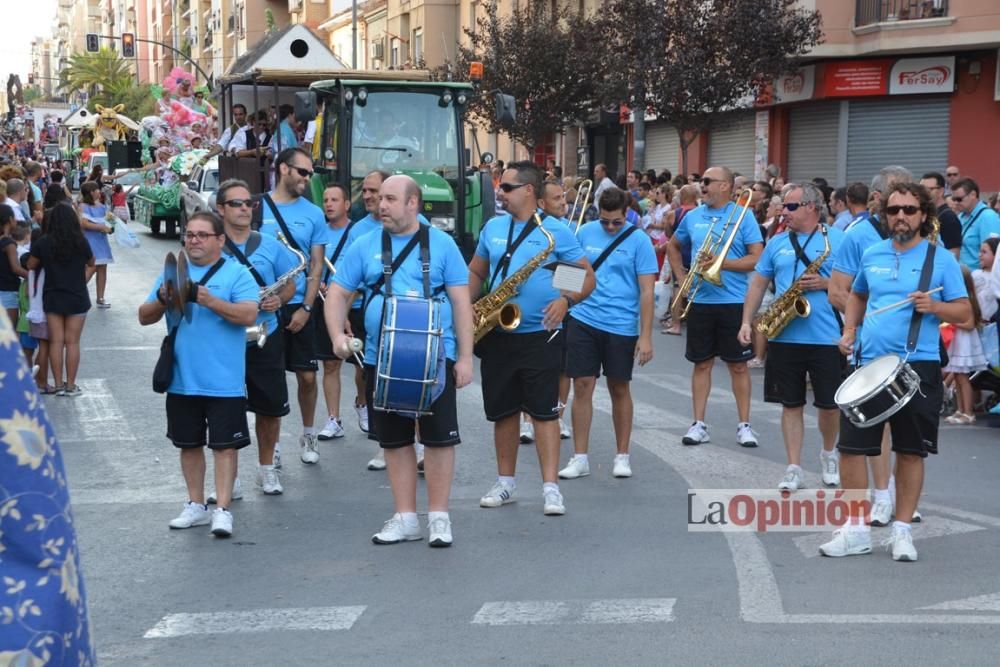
[571,179,593,234]
[671,188,754,321]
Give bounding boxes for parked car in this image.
[179,157,220,237]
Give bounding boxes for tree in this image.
[455,0,607,150]
[59,48,155,119]
[601,0,823,176]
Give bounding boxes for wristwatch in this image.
[302,304,313,313]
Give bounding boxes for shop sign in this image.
[773,66,816,104]
[822,60,890,97]
[889,56,955,95]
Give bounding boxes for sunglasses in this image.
[951,194,966,202]
[498,182,529,193]
[291,166,314,178]
[701,177,722,187]
[885,205,920,216]
[782,202,807,211]
[599,217,626,227]
[946,173,959,177]
[222,198,258,209]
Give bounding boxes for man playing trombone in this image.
[666,166,763,447]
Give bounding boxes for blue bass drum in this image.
[374,296,446,416]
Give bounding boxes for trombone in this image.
[670,188,754,321]
[571,179,593,234]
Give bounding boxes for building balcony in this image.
[855,0,948,27]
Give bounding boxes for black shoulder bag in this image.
[263,195,305,253]
[324,222,356,285]
[153,259,226,393]
[590,225,640,272]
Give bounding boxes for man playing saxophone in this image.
[215,179,301,498]
[666,166,763,447]
[738,183,845,491]
[468,161,595,516]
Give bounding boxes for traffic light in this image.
[85,33,99,52]
[122,33,135,58]
[28,73,34,85]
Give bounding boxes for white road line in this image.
[792,516,985,559]
[55,379,136,442]
[470,598,676,626]
[920,592,1000,611]
[144,606,367,638]
[82,345,159,351]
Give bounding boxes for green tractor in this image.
[296,70,509,258]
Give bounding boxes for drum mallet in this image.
[864,286,943,320]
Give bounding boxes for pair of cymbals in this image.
[162,251,196,322]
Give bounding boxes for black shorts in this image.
[479,330,563,422]
[764,342,845,409]
[364,361,460,448]
[684,302,753,363]
[564,316,638,381]
[246,329,290,416]
[282,303,318,372]
[166,394,252,450]
[837,361,942,459]
[344,308,367,367]
[314,305,336,361]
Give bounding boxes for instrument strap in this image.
[369,225,428,305]
[322,221,355,284]
[868,215,889,240]
[591,224,639,272]
[489,217,538,291]
[262,194,304,254]
[224,232,266,287]
[173,258,226,333]
[787,228,819,275]
[961,206,985,240]
[906,242,938,353]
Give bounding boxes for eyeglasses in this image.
[291,166,314,179]
[498,182,529,193]
[946,172,959,177]
[951,194,966,202]
[701,177,722,187]
[222,198,258,209]
[599,217,626,227]
[184,231,221,242]
[885,205,920,216]
[782,202,806,211]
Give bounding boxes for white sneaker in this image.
[356,405,369,434]
[821,451,841,487]
[818,528,872,557]
[416,442,425,473]
[256,465,283,495]
[558,418,571,439]
[273,444,282,470]
[318,416,345,440]
[300,433,319,464]
[479,480,516,508]
[367,448,386,471]
[778,466,804,492]
[558,455,590,480]
[736,422,758,448]
[428,516,453,548]
[206,478,243,505]
[168,501,211,529]
[613,454,632,478]
[371,513,422,545]
[869,499,893,527]
[210,508,233,537]
[543,489,566,516]
[682,421,710,445]
[882,525,918,562]
[519,416,535,444]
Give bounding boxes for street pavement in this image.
[47,225,1000,666]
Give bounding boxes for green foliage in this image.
[59,48,155,119]
[23,86,46,105]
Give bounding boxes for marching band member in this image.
[665,166,764,447]
[821,183,969,562]
[557,187,657,480]
[138,212,259,537]
[468,161,595,516]
[325,175,473,547]
[259,147,327,466]
[738,183,845,491]
[315,183,355,442]
[216,179,298,498]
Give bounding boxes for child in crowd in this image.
[111,183,130,223]
[943,265,988,424]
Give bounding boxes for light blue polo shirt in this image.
[475,211,586,333]
[853,239,966,363]
[222,233,299,337]
[334,225,468,364]
[672,201,763,304]
[959,201,1000,270]
[833,214,885,278]
[148,260,259,396]
[754,226,845,345]
[571,222,658,337]
[260,194,326,303]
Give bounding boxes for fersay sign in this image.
[889,56,956,95]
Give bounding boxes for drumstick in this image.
[865,286,944,319]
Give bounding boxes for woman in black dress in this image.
[27,203,95,396]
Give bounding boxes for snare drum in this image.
[835,354,922,428]
[374,296,445,416]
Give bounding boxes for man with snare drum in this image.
[820,183,969,562]
[325,175,474,547]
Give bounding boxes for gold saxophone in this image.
[473,213,555,343]
[756,224,830,339]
